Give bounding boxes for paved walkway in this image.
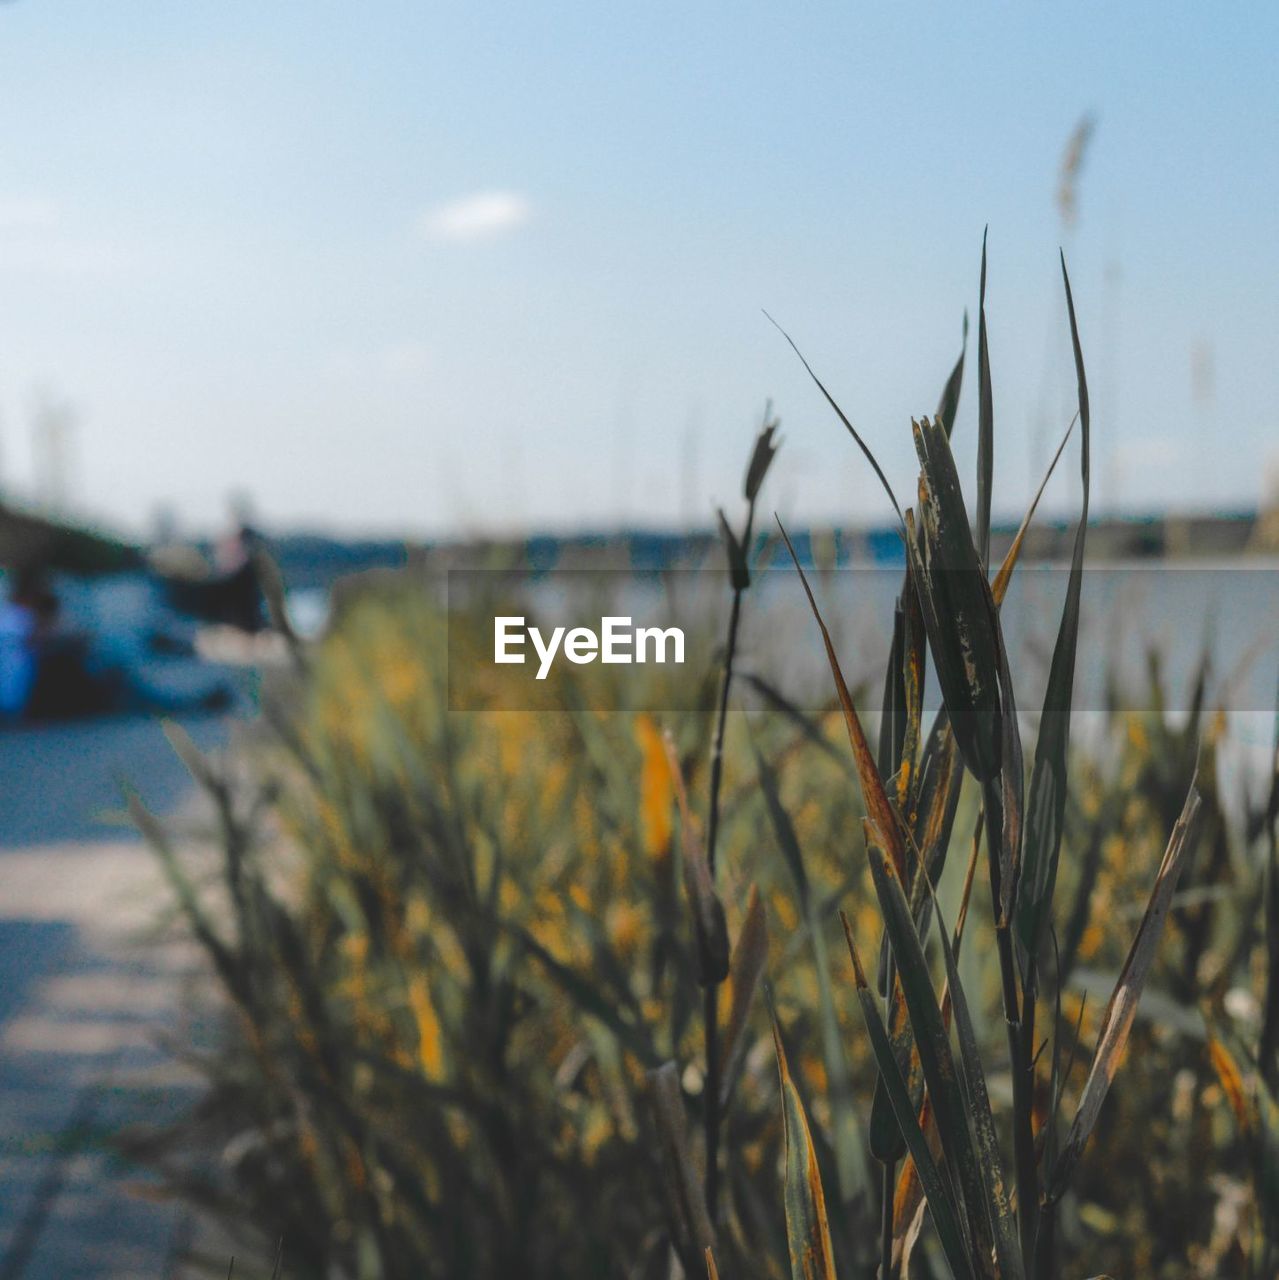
[0,716,238,1279]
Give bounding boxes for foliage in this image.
[129,248,1279,1279]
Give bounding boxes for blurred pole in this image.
[32,389,77,516]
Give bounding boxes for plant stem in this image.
[1032,1185,1055,1280]
[704,983,722,1221]
[703,585,743,1223]
[1018,959,1042,1275]
[997,918,1038,1272]
[880,1158,896,1280]
[984,781,1039,1274]
[706,589,743,880]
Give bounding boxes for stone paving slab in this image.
[0,847,201,1278]
[0,716,257,1278]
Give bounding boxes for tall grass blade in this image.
[512,924,660,1066]
[880,313,968,830]
[773,1018,840,1280]
[755,743,811,913]
[128,791,246,1007]
[162,720,219,793]
[720,885,769,1109]
[936,311,969,440]
[863,820,994,1270]
[897,594,926,814]
[1048,784,1203,1199]
[990,607,1025,926]
[868,979,914,1167]
[665,733,731,986]
[878,602,908,784]
[925,875,1023,1279]
[906,417,1004,785]
[911,711,964,875]
[990,416,1076,606]
[777,518,907,880]
[871,707,964,1166]
[975,229,993,568]
[840,913,976,1280]
[765,312,903,524]
[891,816,985,1274]
[754,739,870,1202]
[651,1062,717,1267]
[741,673,855,777]
[1015,256,1093,963]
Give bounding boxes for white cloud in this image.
[330,340,435,380]
[418,190,531,243]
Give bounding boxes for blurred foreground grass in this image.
[127,573,1275,1279]
[126,254,1279,1279]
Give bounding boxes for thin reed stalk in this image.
[704,410,779,1221]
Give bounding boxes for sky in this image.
[0,1,1276,539]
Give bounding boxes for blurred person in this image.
[212,521,267,633]
[0,567,45,720]
[0,565,231,723]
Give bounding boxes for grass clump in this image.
[131,243,1279,1279]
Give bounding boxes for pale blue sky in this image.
[0,1,1275,537]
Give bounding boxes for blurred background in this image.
[0,3,1277,540]
[0,2,1276,1277]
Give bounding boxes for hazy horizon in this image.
[1,2,1276,541]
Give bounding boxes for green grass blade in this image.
[1048,784,1202,1199]
[720,885,769,1109]
[872,708,965,1165]
[884,822,985,1270]
[990,415,1076,606]
[777,517,907,881]
[897,589,926,815]
[911,710,964,880]
[868,969,914,1164]
[990,602,1025,925]
[926,875,1023,1279]
[754,740,810,913]
[765,311,903,524]
[128,790,248,1007]
[773,1019,840,1280]
[665,733,730,985]
[651,1061,717,1266]
[754,738,870,1200]
[878,600,908,784]
[809,903,874,1210]
[935,311,969,440]
[742,673,855,778]
[975,229,993,568]
[1014,255,1093,962]
[906,417,1004,784]
[862,820,994,1268]
[513,924,661,1067]
[841,914,976,1280]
